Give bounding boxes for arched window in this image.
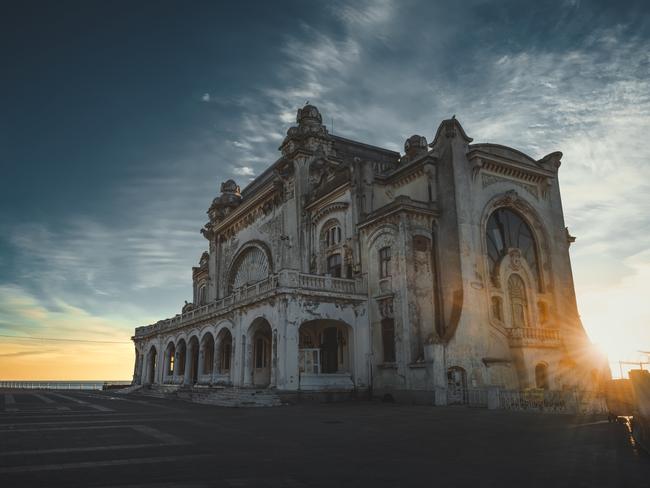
[228,245,270,292]
[379,247,391,278]
[535,363,549,390]
[486,208,540,289]
[321,220,342,249]
[508,274,528,328]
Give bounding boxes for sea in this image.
[0,380,131,390]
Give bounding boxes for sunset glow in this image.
[2,0,649,380]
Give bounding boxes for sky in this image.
[1,0,649,380]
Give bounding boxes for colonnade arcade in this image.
[139,316,356,390]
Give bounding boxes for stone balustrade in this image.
[506,327,561,347]
[134,270,367,338]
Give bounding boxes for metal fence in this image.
[0,381,131,390]
[499,389,575,413]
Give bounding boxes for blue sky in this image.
[1,0,649,378]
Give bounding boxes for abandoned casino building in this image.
[131,104,604,404]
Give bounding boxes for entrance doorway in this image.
[321,327,339,373]
[447,367,467,404]
[147,346,157,385]
[188,336,199,385]
[250,318,272,387]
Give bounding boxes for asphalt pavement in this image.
[0,389,648,487]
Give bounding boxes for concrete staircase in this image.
[136,385,284,407]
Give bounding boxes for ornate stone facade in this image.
[131,105,604,403]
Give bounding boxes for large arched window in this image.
[323,223,342,248]
[228,245,270,293]
[486,208,540,289]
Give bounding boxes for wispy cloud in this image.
[1,0,648,375]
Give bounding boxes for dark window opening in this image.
[379,247,391,278]
[381,318,396,362]
[327,254,342,277]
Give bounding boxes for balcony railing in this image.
[134,270,367,338]
[506,327,561,347]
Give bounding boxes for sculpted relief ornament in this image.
[508,249,522,271]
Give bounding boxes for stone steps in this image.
[136,385,283,407]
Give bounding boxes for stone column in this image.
[184,346,192,385]
[243,334,253,387]
[138,354,146,385]
[212,336,222,384]
[270,329,278,388]
[198,345,205,380]
[156,346,165,385]
[173,350,180,384]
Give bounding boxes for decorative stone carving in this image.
[208,179,242,224]
[482,173,539,199]
[508,249,522,271]
[377,297,394,319]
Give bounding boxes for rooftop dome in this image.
[296,104,323,125]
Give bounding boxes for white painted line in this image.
[0,412,140,420]
[95,482,210,488]
[48,392,114,412]
[0,442,177,457]
[31,393,71,411]
[1,423,189,447]
[31,393,55,404]
[0,417,176,429]
[2,423,147,433]
[4,394,17,412]
[569,419,611,428]
[131,425,188,445]
[0,454,213,474]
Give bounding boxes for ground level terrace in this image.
[135,313,366,392]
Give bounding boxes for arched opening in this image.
[164,342,175,382]
[298,320,354,390]
[216,328,233,375]
[228,244,271,294]
[535,363,550,390]
[200,333,215,380]
[187,336,200,385]
[249,318,272,387]
[447,366,467,404]
[175,339,187,382]
[147,346,158,385]
[486,207,541,290]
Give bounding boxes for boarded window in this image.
[381,318,396,362]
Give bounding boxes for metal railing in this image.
[506,327,561,346]
[0,381,130,390]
